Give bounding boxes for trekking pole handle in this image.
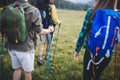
[59,21,62,28]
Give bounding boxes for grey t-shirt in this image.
[5,1,43,51]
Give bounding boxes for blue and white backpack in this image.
[88,9,120,58]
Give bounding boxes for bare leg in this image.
[38,43,44,65]
[24,72,32,80]
[46,43,48,55]
[38,43,44,56]
[13,68,22,80]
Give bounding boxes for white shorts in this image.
[8,49,35,72]
[40,34,51,44]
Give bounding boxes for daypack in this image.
[88,9,120,57]
[1,4,30,44]
[36,0,53,29]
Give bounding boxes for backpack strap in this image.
[11,3,31,9]
[86,53,105,70]
[87,52,104,80]
[14,7,19,43]
[1,6,10,37]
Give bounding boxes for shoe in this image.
[45,53,50,60]
[37,56,44,66]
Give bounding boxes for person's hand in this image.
[59,20,62,25]
[74,52,80,60]
[48,26,54,33]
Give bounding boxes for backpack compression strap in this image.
[14,7,19,43]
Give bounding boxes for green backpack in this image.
[1,4,30,44]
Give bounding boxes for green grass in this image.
[34,9,86,80]
[51,9,85,54]
[0,9,120,80]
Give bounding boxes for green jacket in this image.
[75,8,92,53]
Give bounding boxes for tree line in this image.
[0,0,93,11]
[54,0,92,11]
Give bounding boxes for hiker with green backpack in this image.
[0,0,54,80]
[74,0,120,80]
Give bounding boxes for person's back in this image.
[36,0,54,29]
[1,0,43,51]
[35,0,61,28]
[74,0,119,80]
[0,0,54,80]
[1,0,42,80]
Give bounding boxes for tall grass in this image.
[0,9,120,80]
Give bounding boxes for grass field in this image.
[0,9,120,80]
[33,9,86,80]
[51,9,85,55]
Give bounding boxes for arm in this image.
[39,25,54,35]
[74,8,92,58]
[31,7,54,35]
[50,4,61,25]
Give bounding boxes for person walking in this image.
[0,0,54,80]
[36,0,61,65]
[74,0,118,80]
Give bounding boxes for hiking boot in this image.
[37,56,44,66]
[45,54,50,60]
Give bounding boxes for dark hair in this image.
[117,0,120,9]
[0,0,16,6]
[49,0,55,4]
[90,0,117,20]
[36,0,50,4]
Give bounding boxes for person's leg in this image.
[38,43,44,65]
[95,57,111,80]
[8,49,22,80]
[8,50,34,80]
[46,43,48,55]
[15,50,35,80]
[13,68,22,80]
[39,35,46,57]
[38,35,47,65]
[83,49,93,80]
[23,51,34,80]
[24,72,32,80]
[38,43,44,57]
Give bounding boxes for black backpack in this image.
[36,0,54,29]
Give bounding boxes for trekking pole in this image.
[114,42,118,80]
[46,33,53,80]
[46,23,61,80]
[1,34,4,80]
[53,23,61,60]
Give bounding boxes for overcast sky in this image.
[65,0,92,3]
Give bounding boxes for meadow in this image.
[0,9,120,80]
